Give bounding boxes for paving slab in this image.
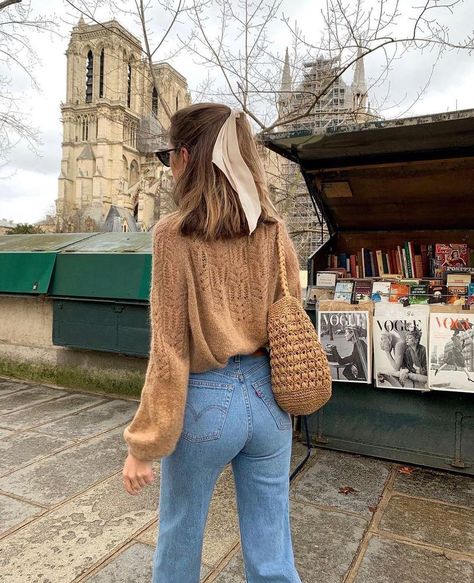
[83,542,211,583]
[212,553,246,583]
[36,399,137,440]
[214,499,368,583]
[379,495,474,554]
[353,536,474,583]
[291,499,368,583]
[0,428,13,439]
[0,472,160,583]
[136,464,240,568]
[0,393,106,430]
[292,449,390,517]
[0,386,67,415]
[0,425,128,506]
[0,430,73,476]
[0,494,44,536]
[393,466,474,507]
[0,381,31,395]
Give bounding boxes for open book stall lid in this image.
[264,110,474,233]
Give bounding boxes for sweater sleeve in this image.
[123,220,190,462]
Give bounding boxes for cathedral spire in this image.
[280,47,292,95]
[351,44,368,111]
[278,47,292,119]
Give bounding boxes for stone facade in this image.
[56,18,190,233]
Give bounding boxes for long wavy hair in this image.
[168,103,280,240]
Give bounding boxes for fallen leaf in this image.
[339,485,357,495]
[368,506,377,513]
[398,466,415,475]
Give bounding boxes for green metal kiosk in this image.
[265,110,474,476]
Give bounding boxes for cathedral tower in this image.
[57,18,189,232]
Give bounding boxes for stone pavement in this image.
[0,376,473,583]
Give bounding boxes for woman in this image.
[122,103,303,583]
[329,324,368,381]
[435,329,474,383]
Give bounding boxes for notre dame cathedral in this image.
[56,17,190,232]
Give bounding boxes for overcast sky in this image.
[1,0,473,224]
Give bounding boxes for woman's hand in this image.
[122,453,156,495]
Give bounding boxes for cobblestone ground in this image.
[0,376,473,583]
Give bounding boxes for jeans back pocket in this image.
[182,378,233,443]
[251,374,292,431]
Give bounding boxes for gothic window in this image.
[152,87,158,117]
[82,117,89,141]
[129,160,139,186]
[127,62,132,108]
[133,201,139,221]
[99,48,105,98]
[175,92,180,111]
[85,50,93,103]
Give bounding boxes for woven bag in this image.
[267,222,332,415]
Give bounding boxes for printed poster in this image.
[318,310,371,384]
[373,304,430,391]
[428,311,474,393]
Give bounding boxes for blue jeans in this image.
[152,352,302,583]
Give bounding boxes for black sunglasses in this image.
[155,147,177,167]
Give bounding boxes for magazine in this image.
[434,244,469,277]
[373,304,430,391]
[318,308,372,384]
[334,280,355,303]
[428,309,474,393]
[371,281,391,303]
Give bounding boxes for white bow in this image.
[212,109,262,234]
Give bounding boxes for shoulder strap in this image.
[276,221,291,299]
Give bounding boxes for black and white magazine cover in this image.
[318,310,371,383]
[373,304,430,390]
[428,311,474,392]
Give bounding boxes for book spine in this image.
[396,246,403,276]
[350,254,357,278]
[364,249,373,277]
[404,242,413,278]
[402,247,409,278]
[376,250,384,276]
[369,250,377,277]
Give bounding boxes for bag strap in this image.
[276,221,291,299]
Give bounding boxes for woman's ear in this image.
[181,147,189,166]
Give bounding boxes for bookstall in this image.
[265,110,474,475]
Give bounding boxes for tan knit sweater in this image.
[123,212,301,461]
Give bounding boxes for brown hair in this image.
[169,102,280,240]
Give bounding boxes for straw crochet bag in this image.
[267,222,332,415]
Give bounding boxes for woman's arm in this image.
[123,220,190,462]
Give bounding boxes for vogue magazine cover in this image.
[373,304,430,390]
[318,309,371,384]
[428,310,474,393]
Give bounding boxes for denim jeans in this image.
[152,351,302,583]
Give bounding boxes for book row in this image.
[326,243,471,279]
[317,303,474,394]
[307,271,474,307]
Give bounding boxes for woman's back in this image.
[154,212,301,374]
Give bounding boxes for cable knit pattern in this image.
[123,212,301,461]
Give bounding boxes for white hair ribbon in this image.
[212,109,262,235]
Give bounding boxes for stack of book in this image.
[307,265,474,307]
[326,243,469,280]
